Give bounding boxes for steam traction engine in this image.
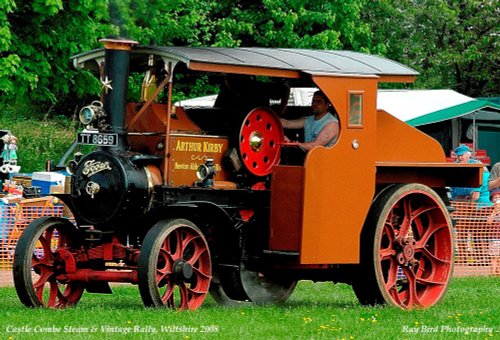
[13,39,482,310]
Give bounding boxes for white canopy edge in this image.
[377,89,473,122]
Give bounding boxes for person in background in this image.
[450,145,491,265]
[489,162,500,192]
[450,145,491,204]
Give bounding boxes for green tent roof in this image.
[406,100,500,126]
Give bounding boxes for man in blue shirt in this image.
[280,90,339,151]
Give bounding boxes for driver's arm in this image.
[281,117,306,130]
[298,121,339,151]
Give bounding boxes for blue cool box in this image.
[31,172,66,195]
[31,180,58,195]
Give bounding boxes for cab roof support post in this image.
[163,62,173,186]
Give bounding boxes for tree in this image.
[211,0,379,51]
[363,0,499,96]
[108,0,217,46]
[0,0,113,114]
[0,0,20,97]
[114,0,382,51]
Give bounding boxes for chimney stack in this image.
[100,38,138,149]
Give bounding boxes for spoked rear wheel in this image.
[138,219,211,310]
[13,217,84,308]
[352,184,453,309]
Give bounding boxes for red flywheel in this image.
[239,107,283,176]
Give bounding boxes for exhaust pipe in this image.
[100,38,138,149]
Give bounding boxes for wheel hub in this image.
[395,237,416,266]
[249,131,264,152]
[51,253,65,275]
[172,259,193,282]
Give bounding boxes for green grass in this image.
[0,277,498,339]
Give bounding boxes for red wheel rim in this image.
[239,107,283,176]
[155,226,211,310]
[377,190,452,309]
[31,227,84,308]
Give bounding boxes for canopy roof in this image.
[377,90,500,126]
[72,45,418,81]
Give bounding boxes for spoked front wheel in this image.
[13,217,84,308]
[353,184,453,309]
[138,219,212,310]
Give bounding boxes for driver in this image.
[280,90,339,151]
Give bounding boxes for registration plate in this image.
[77,132,118,146]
